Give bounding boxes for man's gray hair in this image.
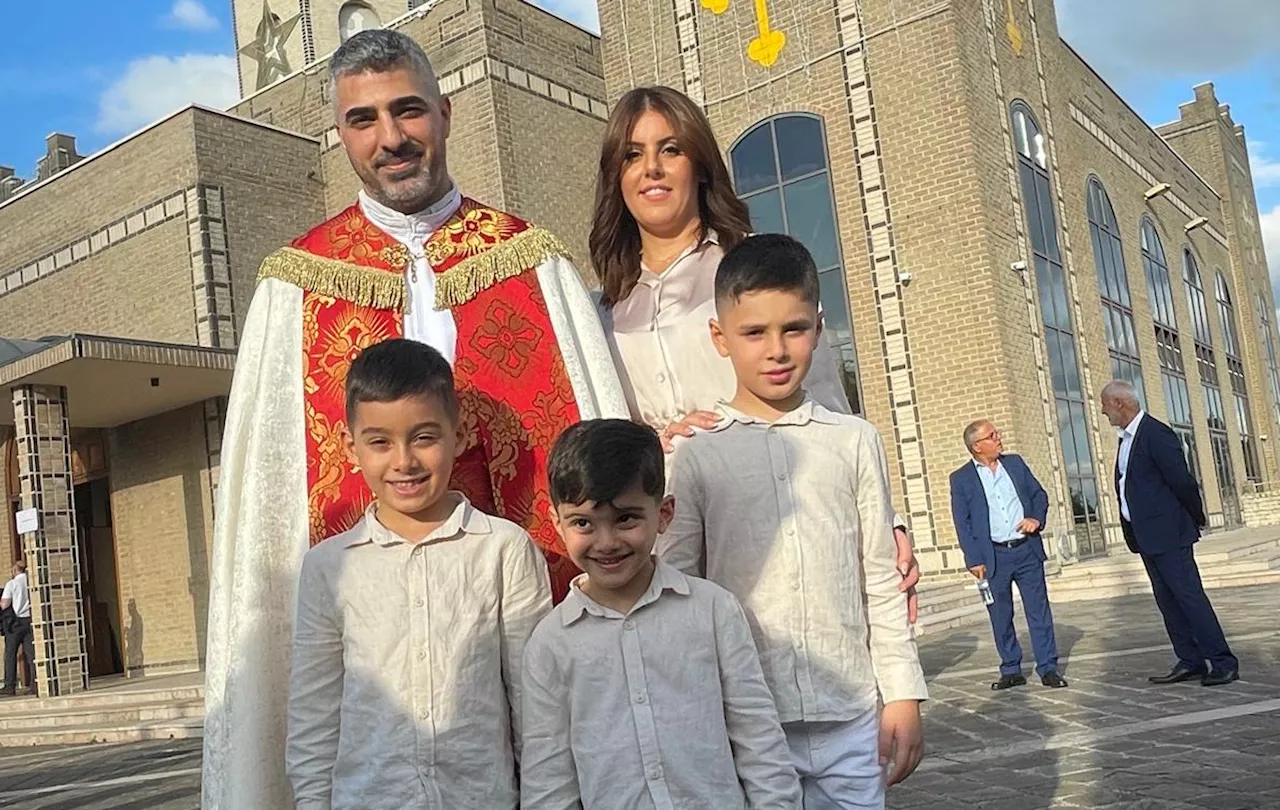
[963,420,991,454]
[328,28,439,102]
[1101,379,1140,406]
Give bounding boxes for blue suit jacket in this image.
[1115,414,1205,555]
[949,454,1049,577]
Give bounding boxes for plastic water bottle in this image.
[977,578,995,606]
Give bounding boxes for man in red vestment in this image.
[202,29,627,809]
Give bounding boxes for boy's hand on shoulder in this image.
[878,699,924,787]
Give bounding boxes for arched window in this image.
[731,114,860,412]
[339,2,381,43]
[1011,102,1101,555]
[1086,178,1144,403]
[1217,273,1261,482]
[1184,247,1235,519]
[1141,220,1199,484]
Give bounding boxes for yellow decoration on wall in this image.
[1004,0,1024,56]
[747,0,785,67]
[700,0,785,67]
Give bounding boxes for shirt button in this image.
[418,708,429,720]
[656,372,666,384]
[635,694,647,704]
[418,650,426,660]
[776,471,787,480]
[792,581,800,592]
[647,768,661,780]
[414,598,424,607]
[623,620,635,630]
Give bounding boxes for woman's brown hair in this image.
[589,86,753,308]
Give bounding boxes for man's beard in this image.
[363,147,443,213]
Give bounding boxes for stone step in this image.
[0,716,204,748]
[1048,568,1280,603]
[0,699,204,732]
[917,585,980,616]
[1054,550,1280,587]
[1056,538,1280,579]
[915,600,990,635]
[3,685,204,714]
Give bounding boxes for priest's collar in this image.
[358,181,463,247]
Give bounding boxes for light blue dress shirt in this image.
[1117,411,1145,521]
[973,459,1025,543]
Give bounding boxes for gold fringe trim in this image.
[256,246,407,311]
[434,227,571,309]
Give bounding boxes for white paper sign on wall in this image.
[15,508,39,535]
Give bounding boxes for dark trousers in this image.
[4,616,35,690]
[1141,544,1237,673]
[986,541,1059,677]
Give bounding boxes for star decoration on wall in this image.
[239,0,302,90]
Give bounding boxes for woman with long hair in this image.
[589,85,918,611]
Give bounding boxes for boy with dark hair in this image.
[287,338,552,810]
[662,233,928,808]
[521,418,800,810]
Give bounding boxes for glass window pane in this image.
[818,269,853,347]
[744,189,785,235]
[782,174,840,270]
[1056,399,1079,476]
[1110,239,1130,306]
[732,124,777,195]
[1060,334,1082,398]
[1035,173,1061,260]
[774,116,827,181]
[1047,331,1067,394]
[1020,163,1045,255]
[1069,400,1094,475]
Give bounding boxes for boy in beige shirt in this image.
[521,419,800,809]
[286,339,552,810]
[661,234,928,809]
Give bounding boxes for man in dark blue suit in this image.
[950,420,1067,690]
[1100,380,1239,686]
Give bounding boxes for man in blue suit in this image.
[950,420,1067,690]
[1100,380,1239,686]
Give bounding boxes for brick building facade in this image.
[0,0,1275,695]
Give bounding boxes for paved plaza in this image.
[0,584,1276,809]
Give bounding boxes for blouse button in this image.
[656,372,666,384]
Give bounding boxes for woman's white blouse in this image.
[601,235,852,432]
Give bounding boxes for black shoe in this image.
[1148,664,1207,684]
[23,687,36,697]
[0,687,14,697]
[991,674,1027,690]
[1041,671,1069,688]
[1201,669,1239,687]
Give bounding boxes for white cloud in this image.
[1249,142,1280,189]
[96,54,239,135]
[163,0,220,32]
[1262,203,1280,312]
[530,0,599,33]
[1055,0,1280,89]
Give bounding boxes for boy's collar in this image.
[560,559,689,625]
[346,492,491,549]
[712,396,838,430]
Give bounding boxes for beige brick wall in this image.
[108,404,215,676]
[190,111,325,327]
[1241,488,1280,527]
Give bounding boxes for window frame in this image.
[1086,176,1144,405]
[730,113,863,413]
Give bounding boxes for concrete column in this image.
[12,384,88,695]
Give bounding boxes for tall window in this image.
[1216,272,1261,482]
[1184,248,1234,517]
[1141,219,1200,484]
[1012,103,1101,555]
[1086,178,1144,402]
[731,115,861,412]
[1257,293,1280,430]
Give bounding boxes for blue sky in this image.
[1,0,1277,296]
